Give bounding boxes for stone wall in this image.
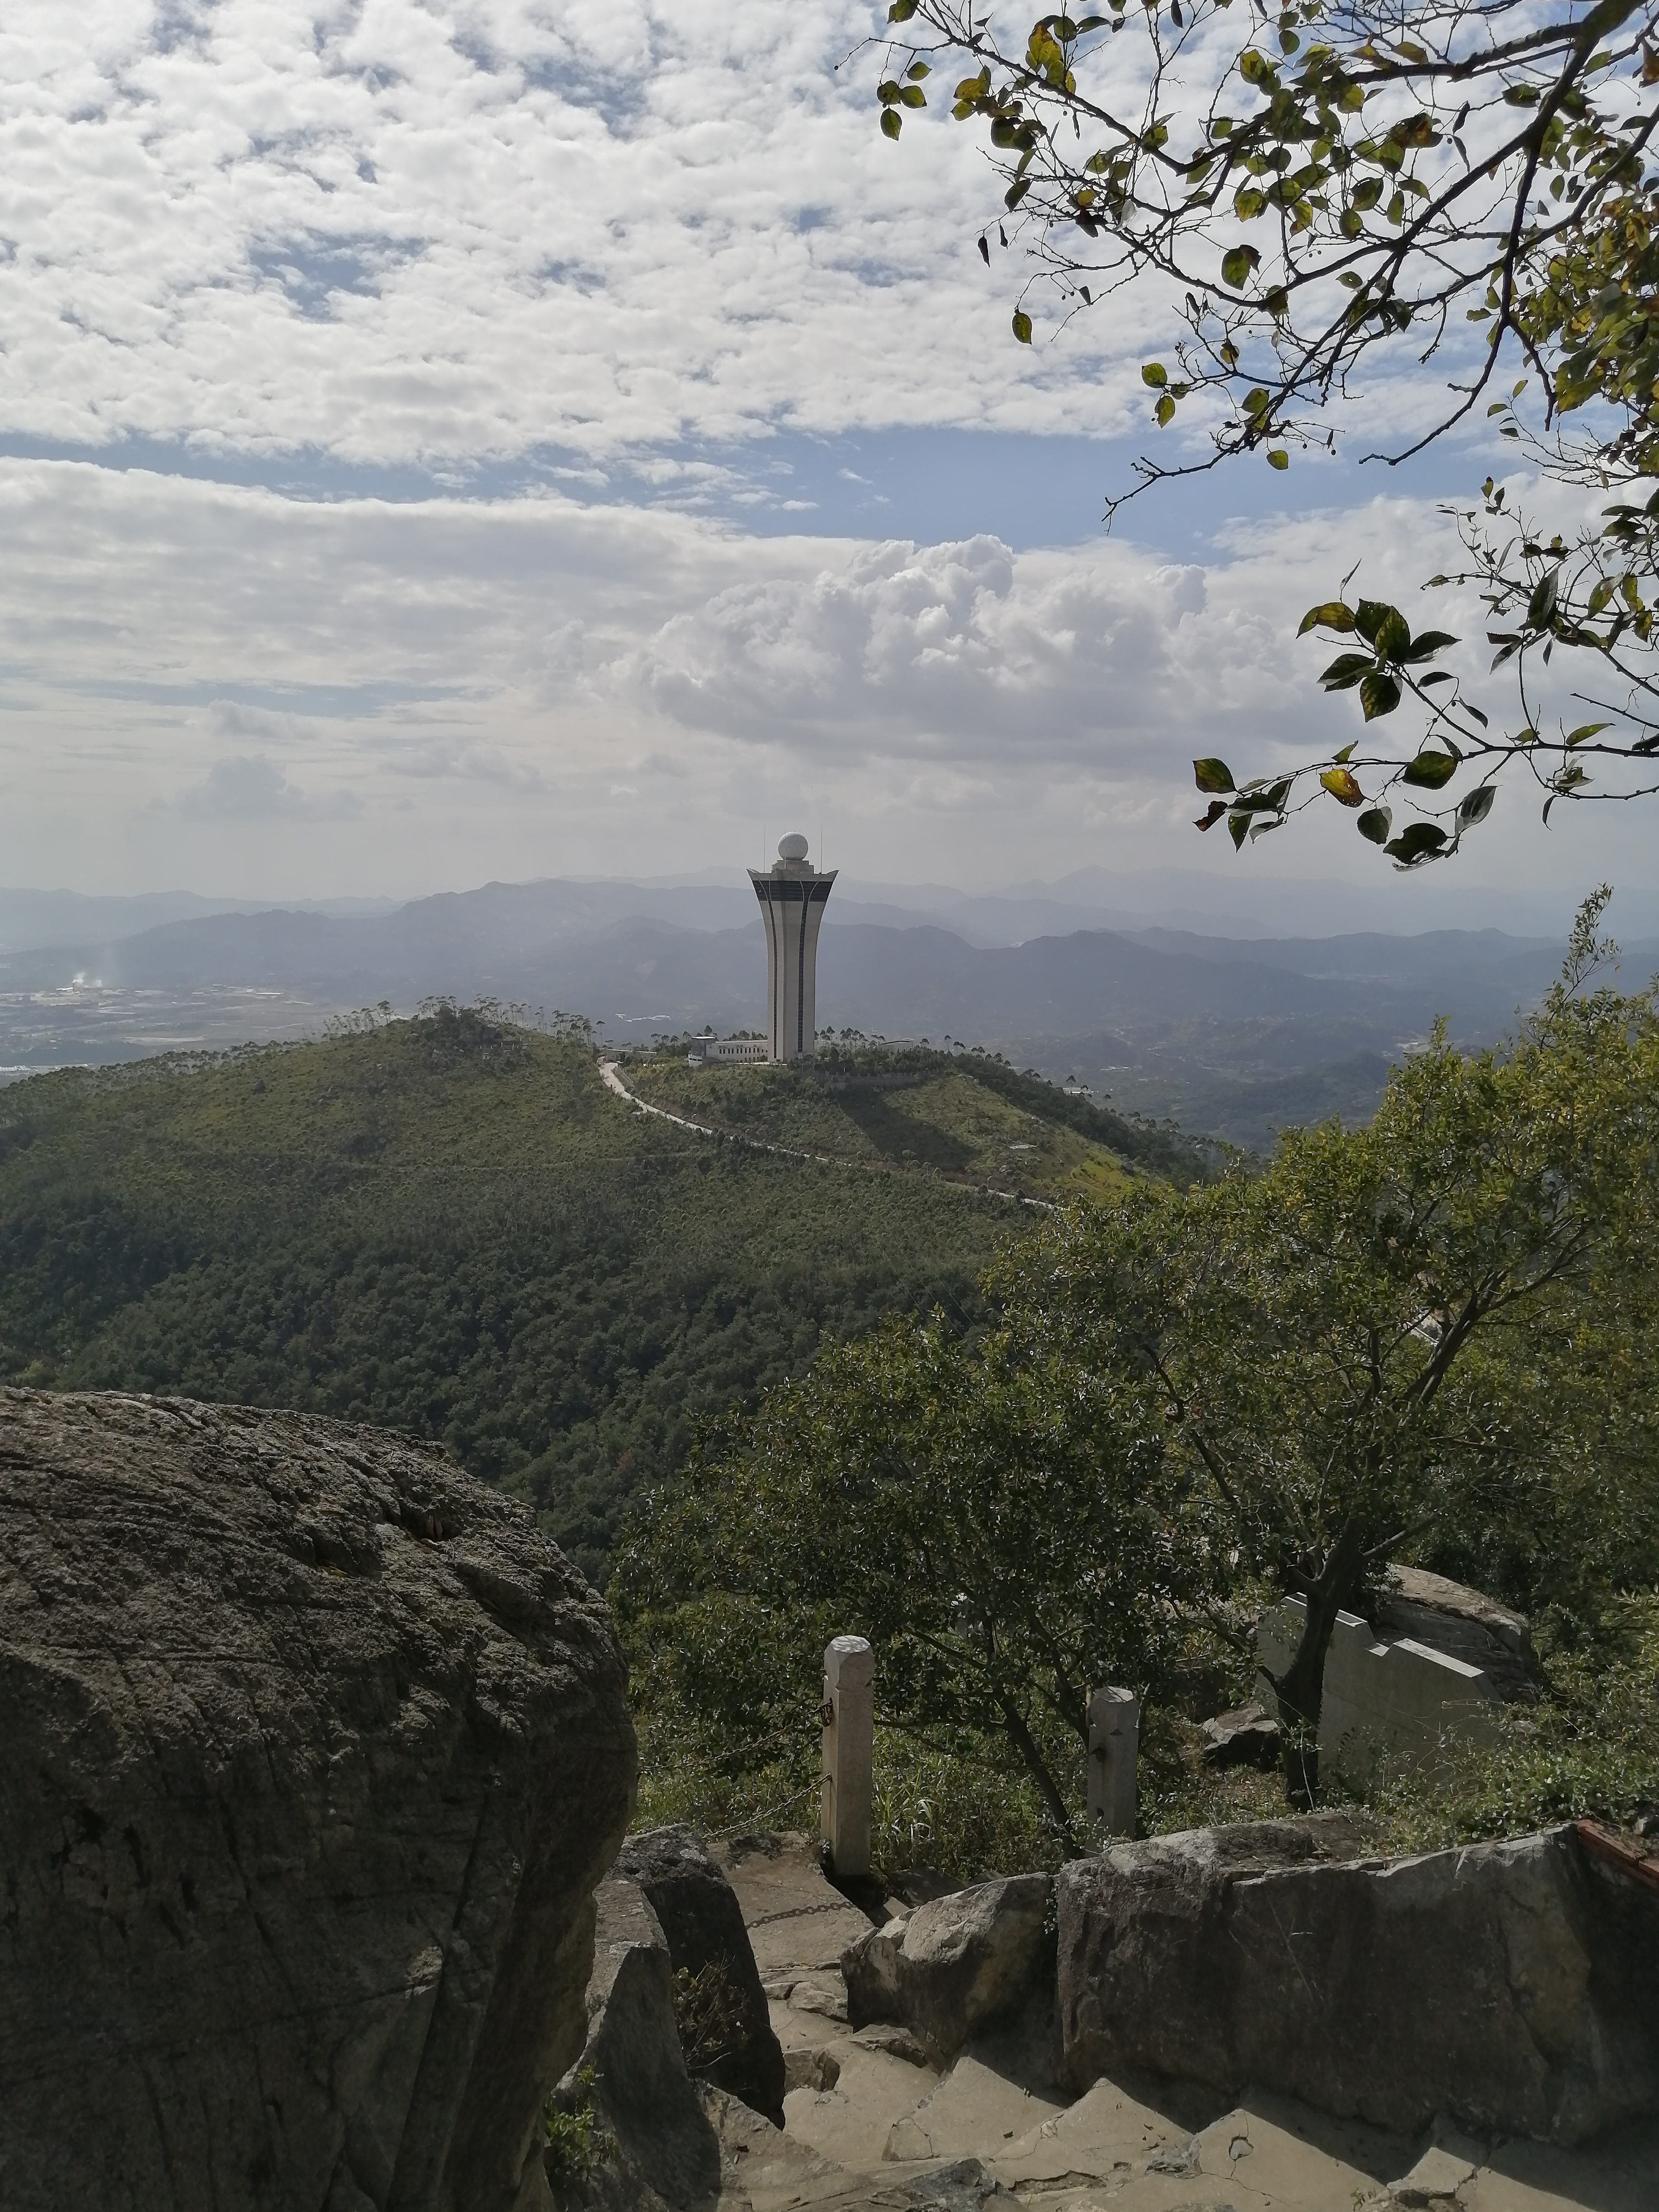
[1055,1820,1659,2144]
[1257,1568,1530,1780]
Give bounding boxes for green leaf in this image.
[1267,449,1289,470]
[1221,243,1261,286]
[1355,600,1410,657]
[888,0,919,15]
[1527,569,1560,629]
[881,107,903,139]
[1457,785,1496,827]
[1357,805,1392,844]
[1359,668,1402,720]
[1319,651,1374,690]
[1193,757,1237,793]
[1565,721,1611,747]
[906,60,930,78]
[1385,822,1449,865]
[1401,748,1458,787]
[1239,48,1275,83]
[1156,393,1176,426]
[878,79,903,103]
[1334,741,1356,762]
[1299,601,1356,635]
[1228,809,1252,849]
[1012,309,1033,343]
[1233,187,1268,220]
[1399,629,1458,663]
[899,83,926,105]
[1141,363,1169,388]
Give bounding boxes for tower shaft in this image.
[749,861,836,1061]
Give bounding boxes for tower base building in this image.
[750,833,836,1062]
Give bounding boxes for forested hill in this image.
[0,1010,1161,1581]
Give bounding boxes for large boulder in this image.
[843,1873,1051,2062]
[548,1877,721,2211]
[1056,1819,1659,2144]
[0,1387,636,2212]
[614,1825,786,2124]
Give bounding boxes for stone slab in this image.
[713,1831,876,1976]
[883,2055,1065,2164]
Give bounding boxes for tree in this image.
[989,889,1659,1796]
[612,1310,1205,1848]
[623,903,1659,1820]
[867,0,1659,862]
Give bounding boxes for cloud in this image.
[206,699,323,747]
[0,0,1239,466]
[626,535,1261,768]
[390,740,548,791]
[174,754,362,820]
[0,454,1644,908]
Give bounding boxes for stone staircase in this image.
[709,1833,1659,2212]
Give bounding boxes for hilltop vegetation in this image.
[627,1042,1205,1198]
[0,1011,1124,1579]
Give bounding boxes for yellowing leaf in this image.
[1320,767,1366,806]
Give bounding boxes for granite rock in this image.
[551,1876,720,2210]
[1198,1702,1282,1769]
[1056,1818,1659,2144]
[614,1824,786,2124]
[0,1387,636,2212]
[843,1874,1051,2062]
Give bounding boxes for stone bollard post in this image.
[1087,1685,1141,1835]
[821,1636,874,1879]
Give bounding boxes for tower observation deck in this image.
[749,833,836,1062]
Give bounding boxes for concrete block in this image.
[1258,1597,1501,1782]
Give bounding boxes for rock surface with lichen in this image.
[0,1386,635,2212]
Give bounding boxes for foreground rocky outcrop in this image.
[615,1826,787,2124]
[0,1387,636,2212]
[549,1876,721,2212]
[1056,1818,1659,2144]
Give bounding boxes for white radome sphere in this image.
[777,832,810,861]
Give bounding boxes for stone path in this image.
[705,1832,1659,2212]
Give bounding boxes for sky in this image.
[0,0,1649,934]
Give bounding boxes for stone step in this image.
[713,1830,1659,2212]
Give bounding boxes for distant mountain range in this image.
[3,873,1652,1150]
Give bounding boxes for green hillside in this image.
[628,1043,1202,1198]
[0,1010,1090,1580]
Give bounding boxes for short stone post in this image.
[1087,1685,1141,1835]
[821,1636,874,1879]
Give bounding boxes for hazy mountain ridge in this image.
[5,873,1649,1146]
